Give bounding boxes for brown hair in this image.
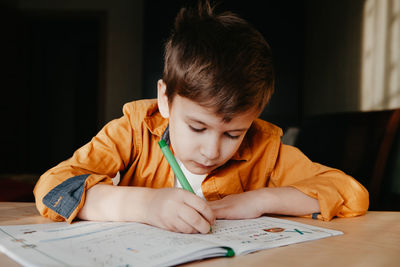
[163,0,274,121]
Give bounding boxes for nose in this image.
[200,136,220,161]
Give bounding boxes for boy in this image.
[34,1,369,234]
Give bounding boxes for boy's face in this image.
[158,80,258,175]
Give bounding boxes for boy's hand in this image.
[208,189,265,220]
[208,187,321,219]
[144,188,215,234]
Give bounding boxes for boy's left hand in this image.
[208,187,321,219]
[208,189,266,219]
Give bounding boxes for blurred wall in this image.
[18,0,144,123]
[0,0,143,174]
[303,0,365,116]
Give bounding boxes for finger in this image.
[181,192,216,225]
[210,206,229,219]
[208,200,227,211]
[157,217,198,234]
[213,208,230,219]
[171,218,199,234]
[208,200,232,219]
[178,204,212,234]
[207,199,225,209]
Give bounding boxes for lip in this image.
[192,161,216,170]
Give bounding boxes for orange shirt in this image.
[34,99,369,223]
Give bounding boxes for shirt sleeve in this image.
[33,107,136,223]
[268,143,369,221]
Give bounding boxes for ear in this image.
[157,79,170,118]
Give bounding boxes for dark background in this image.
[1,0,306,176]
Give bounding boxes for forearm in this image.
[259,186,320,216]
[77,184,153,222]
[78,185,215,234]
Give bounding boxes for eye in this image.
[189,125,205,132]
[225,133,240,139]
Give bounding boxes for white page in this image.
[0,217,343,267]
[0,221,227,267]
[195,217,343,255]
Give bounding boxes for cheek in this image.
[220,138,244,161]
[169,122,198,159]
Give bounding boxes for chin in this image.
[188,162,219,175]
[186,165,207,175]
[191,169,209,175]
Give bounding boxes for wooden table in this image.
[1,202,399,266]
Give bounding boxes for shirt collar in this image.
[230,133,252,161]
[143,102,169,138]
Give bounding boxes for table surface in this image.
[0,202,399,267]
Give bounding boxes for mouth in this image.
[192,161,216,170]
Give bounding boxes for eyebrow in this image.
[186,116,248,132]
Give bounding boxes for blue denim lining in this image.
[312,212,320,220]
[42,174,90,219]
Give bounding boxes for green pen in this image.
[158,139,195,193]
[158,139,212,233]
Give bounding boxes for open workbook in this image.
[0,216,342,267]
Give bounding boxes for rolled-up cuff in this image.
[42,174,89,221]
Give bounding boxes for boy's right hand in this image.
[144,188,215,234]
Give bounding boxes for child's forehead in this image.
[171,95,258,126]
[174,98,220,117]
